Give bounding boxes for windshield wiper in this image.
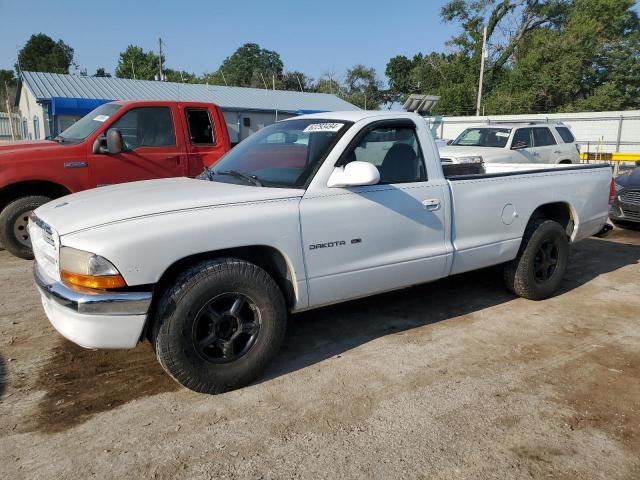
[215,170,263,187]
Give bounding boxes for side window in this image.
[532,127,557,147]
[555,126,575,143]
[109,107,175,149]
[186,109,215,145]
[511,128,532,149]
[348,126,426,184]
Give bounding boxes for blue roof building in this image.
[16,71,358,142]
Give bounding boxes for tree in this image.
[0,69,17,112]
[344,65,383,109]
[215,43,283,88]
[279,71,312,91]
[385,55,420,101]
[93,67,111,78]
[16,34,74,73]
[115,45,161,80]
[386,0,640,115]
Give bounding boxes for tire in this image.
[0,195,51,260]
[503,219,569,300]
[152,258,287,394]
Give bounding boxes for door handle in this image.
[422,198,441,211]
[165,156,179,161]
[554,150,561,154]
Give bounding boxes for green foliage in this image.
[343,64,383,109]
[115,45,162,80]
[93,67,111,78]
[17,34,75,74]
[387,0,640,115]
[215,43,283,88]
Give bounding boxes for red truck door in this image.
[87,105,187,186]
[180,103,230,175]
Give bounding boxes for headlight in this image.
[454,156,484,164]
[59,247,126,289]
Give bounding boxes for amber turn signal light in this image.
[61,270,127,290]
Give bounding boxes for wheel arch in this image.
[0,180,72,212]
[527,201,577,240]
[152,245,299,311]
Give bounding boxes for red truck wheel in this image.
[0,195,51,260]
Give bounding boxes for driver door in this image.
[87,106,186,187]
[300,121,450,307]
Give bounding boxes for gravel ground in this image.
[0,227,639,479]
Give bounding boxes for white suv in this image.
[438,123,580,165]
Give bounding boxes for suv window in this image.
[532,127,557,147]
[109,107,175,149]
[555,126,575,143]
[511,128,533,149]
[186,109,215,145]
[348,126,426,184]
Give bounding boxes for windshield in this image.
[57,103,122,141]
[202,119,352,188]
[452,127,511,148]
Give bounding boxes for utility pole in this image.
[220,71,228,86]
[476,25,487,116]
[4,81,16,141]
[272,74,275,91]
[158,37,164,81]
[260,72,268,90]
[296,74,304,92]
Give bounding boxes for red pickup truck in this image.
[0,100,231,259]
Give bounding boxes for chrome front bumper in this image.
[33,264,152,316]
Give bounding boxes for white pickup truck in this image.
[30,111,613,394]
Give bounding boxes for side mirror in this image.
[92,136,107,154]
[446,139,453,145]
[327,161,380,188]
[106,128,124,154]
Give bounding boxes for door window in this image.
[347,126,427,184]
[109,107,175,150]
[186,109,215,145]
[511,128,533,149]
[532,127,557,146]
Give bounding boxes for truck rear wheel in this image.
[0,195,51,260]
[152,258,287,394]
[503,219,569,300]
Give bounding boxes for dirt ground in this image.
[0,228,639,479]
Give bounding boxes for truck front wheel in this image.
[503,219,569,300]
[0,195,51,260]
[152,258,287,394]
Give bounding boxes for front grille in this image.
[620,190,640,205]
[29,216,59,281]
[622,209,640,221]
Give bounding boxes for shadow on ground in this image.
[263,236,640,382]
[25,235,639,433]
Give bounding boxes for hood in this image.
[35,177,303,235]
[0,140,74,163]
[438,145,511,162]
[615,167,640,189]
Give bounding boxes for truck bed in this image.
[445,163,611,275]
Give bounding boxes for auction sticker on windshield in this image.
[93,115,110,122]
[303,123,344,133]
[495,131,510,137]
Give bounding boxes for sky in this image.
[0,0,454,83]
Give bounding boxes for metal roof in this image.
[19,71,359,113]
